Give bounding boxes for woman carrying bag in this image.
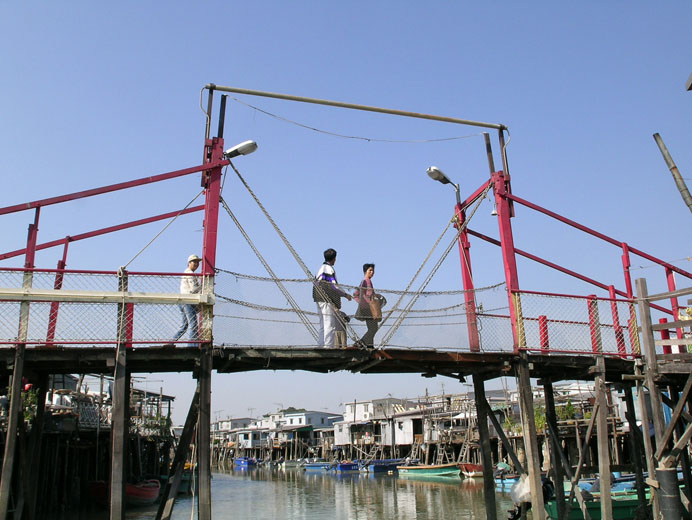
[354,263,384,348]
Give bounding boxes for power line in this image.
[230,97,482,144]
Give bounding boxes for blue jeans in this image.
[174,304,199,342]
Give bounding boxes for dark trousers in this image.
[360,319,379,347]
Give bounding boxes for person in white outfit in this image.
[173,254,201,343]
[313,248,352,347]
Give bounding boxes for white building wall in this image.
[334,421,350,446]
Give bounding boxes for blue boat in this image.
[495,475,520,491]
[302,461,334,471]
[360,459,402,473]
[336,461,359,472]
[233,457,257,467]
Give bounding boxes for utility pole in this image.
[653,133,692,215]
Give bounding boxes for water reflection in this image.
[162,465,516,520]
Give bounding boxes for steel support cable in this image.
[230,163,360,342]
[218,196,319,342]
[377,183,492,348]
[377,186,491,345]
[376,218,455,335]
[121,189,205,271]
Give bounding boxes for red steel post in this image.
[538,315,549,354]
[24,208,40,269]
[455,203,480,352]
[587,295,601,353]
[201,137,225,275]
[659,318,672,355]
[492,171,522,351]
[665,267,683,351]
[609,285,626,357]
[621,243,634,298]
[46,242,70,346]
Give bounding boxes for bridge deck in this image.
[0,345,644,383]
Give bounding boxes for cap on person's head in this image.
[188,254,201,263]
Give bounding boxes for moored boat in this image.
[544,495,643,520]
[396,463,460,477]
[233,456,257,467]
[360,459,402,473]
[458,462,483,478]
[335,461,359,472]
[302,460,334,471]
[126,480,161,506]
[88,479,161,507]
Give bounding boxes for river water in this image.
[124,465,516,520]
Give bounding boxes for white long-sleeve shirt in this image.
[180,267,201,294]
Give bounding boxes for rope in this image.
[377,182,493,348]
[215,268,505,296]
[230,162,360,342]
[219,196,319,341]
[214,292,507,316]
[215,313,475,328]
[375,217,455,334]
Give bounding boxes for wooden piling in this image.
[516,351,545,519]
[473,374,497,519]
[543,380,566,519]
[594,356,613,520]
[198,344,213,520]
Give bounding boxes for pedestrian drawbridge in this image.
[1,84,692,520]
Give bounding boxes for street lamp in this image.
[426,165,480,353]
[224,140,258,159]
[427,166,461,206]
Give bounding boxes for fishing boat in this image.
[126,480,161,506]
[495,475,520,491]
[458,462,484,478]
[335,461,359,472]
[279,459,303,469]
[88,479,161,507]
[359,459,403,473]
[233,456,257,467]
[302,460,334,471]
[396,463,461,477]
[544,494,644,520]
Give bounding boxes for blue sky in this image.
[1,3,691,423]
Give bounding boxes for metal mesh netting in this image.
[212,270,512,351]
[514,291,640,357]
[0,269,210,346]
[0,268,643,355]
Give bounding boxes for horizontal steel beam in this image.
[0,288,213,305]
[205,84,505,131]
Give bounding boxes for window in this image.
[290,418,293,424]
[308,418,312,424]
[321,418,325,424]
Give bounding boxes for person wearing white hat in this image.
[173,254,202,343]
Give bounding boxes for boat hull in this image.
[302,462,334,471]
[397,463,460,477]
[233,457,257,467]
[545,497,643,520]
[126,480,161,506]
[459,463,484,478]
[88,479,161,507]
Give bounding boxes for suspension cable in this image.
[377,183,493,348]
[219,196,319,341]
[230,162,360,341]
